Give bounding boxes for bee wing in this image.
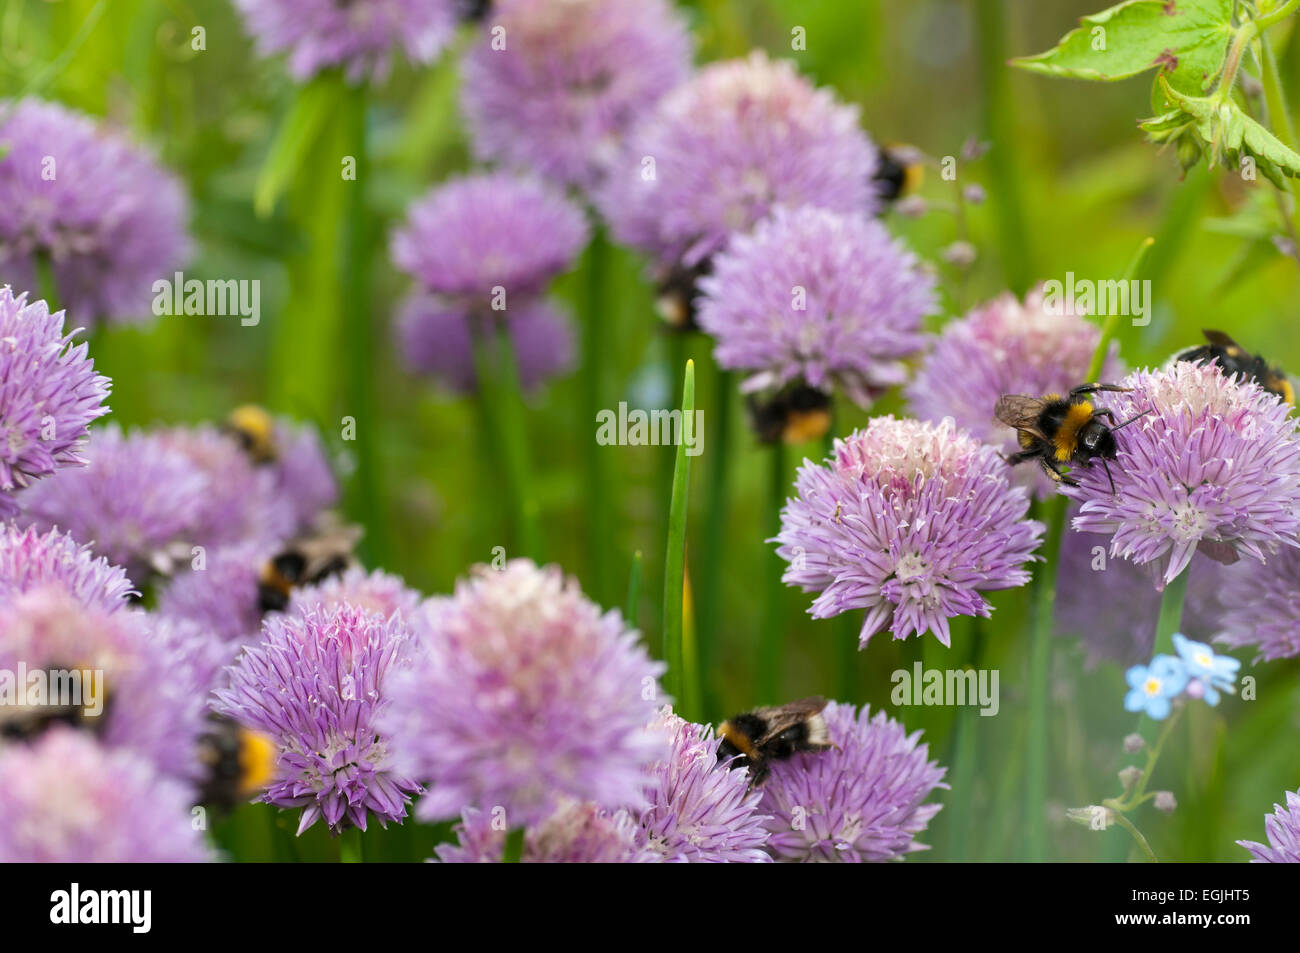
[754,696,828,746]
[1201,329,1240,351]
[293,523,363,578]
[993,394,1047,436]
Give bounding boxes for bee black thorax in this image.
[747,383,833,445]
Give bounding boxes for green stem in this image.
[625,550,643,628]
[339,82,387,567]
[758,443,787,703]
[1118,705,1185,810]
[974,0,1033,294]
[1255,33,1300,265]
[1086,237,1155,382]
[946,616,986,862]
[1109,811,1159,863]
[339,826,363,863]
[696,364,733,717]
[35,250,61,314]
[502,827,525,863]
[662,360,695,712]
[1025,494,1067,861]
[1153,564,1190,658]
[582,228,611,604]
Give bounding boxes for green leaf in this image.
[1142,76,1300,187]
[253,73,342,219]
[1012,0,1234,95]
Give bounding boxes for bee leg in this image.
[1069,383,1131,398]
[1102,457,1118,496]
[1039,457,1079,487]
[1003,449,1039,466]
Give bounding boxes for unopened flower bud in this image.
[1154,791,1177,815]
[1118,765,1142,791]
[1123,733,1146,753]
[942,240,977,268]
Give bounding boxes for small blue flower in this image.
[1124,655,1189,720]
[1172,633,1239,706]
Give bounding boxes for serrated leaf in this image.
[1143,77,1300,187]
[1012,0,1234,95]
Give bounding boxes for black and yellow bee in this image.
[995,383,1150,493]
[0,661,110,742]
[224,404,278,464]
[197,715,277,810]
[1175,329,1294,406]
[717,697,833,787]
[655,258,712,331]
[747,383,833,446]
[257,523,362,613]
[873,144,926,204]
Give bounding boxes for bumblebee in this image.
[224,404,278,464]
[746,383,833,445]
[1175,329,1294,406]
[197,715,277,810]
[0,662,110,742]
[873,144,925,204]
[457,0,492,21]
[995,383,1150,493]
[655,258,712,331]
[717,697,833,787]
[257,522,362,613]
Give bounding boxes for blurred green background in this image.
[8,0,1299,862]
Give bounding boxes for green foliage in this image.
[1012,0,1234,96]
[1143,75,1300,186]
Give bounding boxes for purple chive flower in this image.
[636,710,771,863]
[1066,362,1300,589]
[759,702,946,862]
[269,417,338,531]
[213,604,420,834]
[697,206,933,408]
[1208,545,1300,660]
[598,50,878,271]
[906,287,1121,500]
[775,416,1044,646]
[1123,655,1189,720]
[288,566,426,636]
[20,424,294,580]
[436,800,656,864]
[460,0,691,191]
[154,425,297,548]
[0,286,110,516]
[0,729,210,862]
[232,0,458,82]
[0,587,211,785]
[392,172,588,306]
[19,424,204,577]
[0,99,190,327]
[0,525,134,612]
[1054,518,1161,667]
[1239,790,1300,863]
[382,559,667,827]
[396,294,574,394]
[156,541,274,647]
